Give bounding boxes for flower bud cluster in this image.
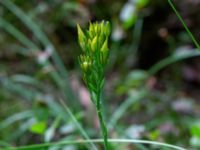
[78,21,110,85]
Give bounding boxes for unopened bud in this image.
[91,36,97,52]
[77,24,86,50]
[100,39,109,65]
[100,39,108,53]
[104,22,111,37]
[82,61,89,71]
[94,23,98,34]
[89,22,95,38]
[100,21,105,33]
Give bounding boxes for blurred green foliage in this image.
[1,0,200,149]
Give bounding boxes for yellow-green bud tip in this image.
[81,61,90,72]
[100,39,108,52]
[91,36,97,52]
[77,24,86,50]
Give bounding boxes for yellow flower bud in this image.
[100,21,105,33]
[94,23,98,34]
[89,22,93,33]
[91,36,97,52]
[100,39,108,53]
[104,22,111,37]
[100,39,109,65]
[81,61,90,72]
[77,24,86,50]
[88,39,92,50]
[78,21,111,74]
[89,22,95,38]
[79,55,92,73]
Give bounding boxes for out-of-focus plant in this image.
[77,21,111,150]
[120,0,149,29]
[190,121,200,148]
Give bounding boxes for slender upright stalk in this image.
[95,89,109,150]
[77,21,110,150]
[77,21,111,150]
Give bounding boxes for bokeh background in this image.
[1,0,200,149]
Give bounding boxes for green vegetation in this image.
[1,0,200,150]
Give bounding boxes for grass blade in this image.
[0,0,79,109]
[108,90,147,130]
[168,0,200,50]
[148,49,200,75]
[5,138,186,150]
[0,18,38,50]
[0,111,33,130]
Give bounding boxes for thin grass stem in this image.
[5,138,186,150]
[95,90,109,150]
[168,0,200,50]
[148,49,200,75]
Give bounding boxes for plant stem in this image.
[168,0,200,50]
[148,49,200,76]
[95,89,109,150]
[5,138,186,150]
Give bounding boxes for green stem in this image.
[148,49,200,76]
[96,90,109,150]
[4,139,186,150]
[168,0,200,50]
